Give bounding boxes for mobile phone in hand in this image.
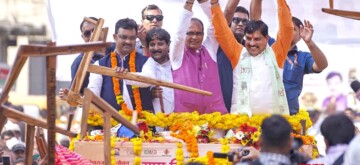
[1,156,10,165]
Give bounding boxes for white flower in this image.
[235,131,245,140]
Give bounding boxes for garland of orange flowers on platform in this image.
[170,121,199,158]
[111,50,143,116]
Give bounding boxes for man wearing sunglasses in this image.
[169,0,227,114]
[217,0,276,113]
[59,17,105,100]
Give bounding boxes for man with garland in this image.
[169,0,227,114]
[211,0,293,116]
[88,18,154,112]
[120,27,174,115]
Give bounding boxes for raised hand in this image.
[151,86,163,98]
[300,20,314,43]
[59,88,69,101]
[137,24,147,47]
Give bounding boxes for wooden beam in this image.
[46,52,57,165]
[0,54,28,104]
[103,112,111,165]
[87,65,213,96]
[35,127,48,159]
[102,27,109,42]
[25,125,35,165]
[85,89,140,134]
[322,8,360,20]
[84,17,98,25]
[0,113,7,134]
[21,42,112,57]
[69,18,105,106]
[329,0,334,9]
[1,105,77,137]
[80,89,93,139]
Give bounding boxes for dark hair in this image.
[114,18,138,34]
[292,17,303,29]
[141,4,163,19]
[79,17,98,32]
[190,18,204,32]
[320,114,355,146]
[1,130,15,139]
[326,71,343,81]
[235,6,249,19]
[145,28,171,47]
[245,20,268,37]
[261,115,292,147]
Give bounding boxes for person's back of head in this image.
[320,114,355,147]
[260,115,292,154]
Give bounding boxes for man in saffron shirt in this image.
[211,0,293,116]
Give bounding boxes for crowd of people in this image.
[31,0,360,164]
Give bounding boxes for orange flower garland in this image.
[111,50,143,116]
[170,121,199,158]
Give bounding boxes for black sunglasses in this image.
[83,29,94,37]
[143,15,164,21]
[232,17,248,25]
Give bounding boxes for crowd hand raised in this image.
[151,86,163,98]
[137,24,147,46]
[300,20,314,43]
[59,88,69,101]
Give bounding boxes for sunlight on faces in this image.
[245,31,269,56]
[149,38,169,64]
[113,28,137,55]
[142,9,163,31]
[185,20,204,51]
[230,12,248,38]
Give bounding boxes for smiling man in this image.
[211,0,293,116]
[169,0,227,114]
[88,18,153,112]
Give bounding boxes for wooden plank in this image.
[322,8,360,20]
[67,106,76,131]
[103,112,111,165]
[25,125,35,165]
[80,89,94,139]
[102,27,109,42]
[329,0,334,9]
[0,113,7,134]
[1,105,76,137]
[21,42,111,57]
[46,49,57,165]
[69,18,105,106]
[85,89,140,134]
[87,65,213,96]
[35,127,48,159]
[0,54,28,104]
[84,17,98,24]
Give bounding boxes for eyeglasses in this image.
[232,17,248,25]
[143,15,164,21]
[83,29,94,37]
[186,31,204,36]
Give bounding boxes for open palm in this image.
[300,20,314,43]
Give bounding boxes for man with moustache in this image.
[88,18,153,112]
[211,0,293,116]
[169,0,227,114]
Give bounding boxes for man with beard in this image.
[217,0,275,112]
[211,0,293,116]
[169,0,227,114]
[88,18,153,112]
[119,28,174,114]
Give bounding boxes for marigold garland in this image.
[130,137,142,165]
[176,142,184,165]
[170,121,199,158]
[110,136,116,165]
[111,50,143,117]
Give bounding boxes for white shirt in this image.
[169,2,219,70]
[125,58,174,114]
[87,54,134,109]
[231,51,283,115]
